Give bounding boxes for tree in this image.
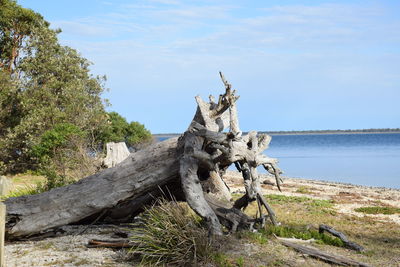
[0,0,108,174]
[0,0,151,176]
[99,112,152,149]
[0,0,44,75]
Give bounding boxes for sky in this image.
[18,0,400,133]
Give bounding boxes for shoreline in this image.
[153,130,400,138]
[226,170,400,192]
[279,175,400,191]
[224,170,400,225]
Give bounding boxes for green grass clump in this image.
[2,184,39,199]
[263,225,344,247]
[354,206,400,215]
[265,194,310,204]
[236,231,269,245]
[295,186,312,194]
[211,253,245,267]
[129,199,214,266]
[265,194,332,207]
[264,194,333,213]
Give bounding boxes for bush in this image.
[31,122,84,164]
[129,200,214,266]
[100,112,152,148]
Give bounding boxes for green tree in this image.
[0,0,151,177]
[100,112,152,148]
[0,0,44,75]
[0,0,108,174]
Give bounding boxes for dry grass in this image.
[223,192,400,266]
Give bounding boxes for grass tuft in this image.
[295,186,312,194]
[354,206,400,215]
[2,184,40,199]
[128,199,215,266]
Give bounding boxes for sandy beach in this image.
[5,171,400,266]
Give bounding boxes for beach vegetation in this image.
[0,0,151,187]
[354,206,400,215]
[295,186,312,194]
[128,199,215,266]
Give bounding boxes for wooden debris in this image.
[319,224,364,252]
[279,239,373,267]
[102,142,131,168]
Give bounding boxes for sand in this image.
[5,171,400,266]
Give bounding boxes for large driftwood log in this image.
[5,73,283,239]
[5,138,180,239]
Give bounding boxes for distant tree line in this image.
[153,128,400,138]
[261,128,400,135]
[0,0,151,179]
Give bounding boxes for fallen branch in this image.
[279,239,373,267]
[319,224,364,252]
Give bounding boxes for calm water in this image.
[266,133,400,189]
[158,133,400,189]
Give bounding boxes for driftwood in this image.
[279,239,373,267]
[4,73,283,239]
[319,224,364,252]
[5,137,181,239]
[102,142,130,168]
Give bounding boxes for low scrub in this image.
[128,199,215,266]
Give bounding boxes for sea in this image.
[157,133,400,189]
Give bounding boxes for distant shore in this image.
[153,128,400,138]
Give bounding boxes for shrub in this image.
[129,199,214,266]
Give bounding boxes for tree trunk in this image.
[102,142,131,168]
[5,137,180,239]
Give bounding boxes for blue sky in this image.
[19,0,400,133]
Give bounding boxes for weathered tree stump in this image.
[4,73,283,239]
[102,142,131,168]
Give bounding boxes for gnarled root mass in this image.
[179,72,283,235]
[5,72,283,239]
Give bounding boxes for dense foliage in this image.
[0,0,151,178]
[99,112,152,148]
